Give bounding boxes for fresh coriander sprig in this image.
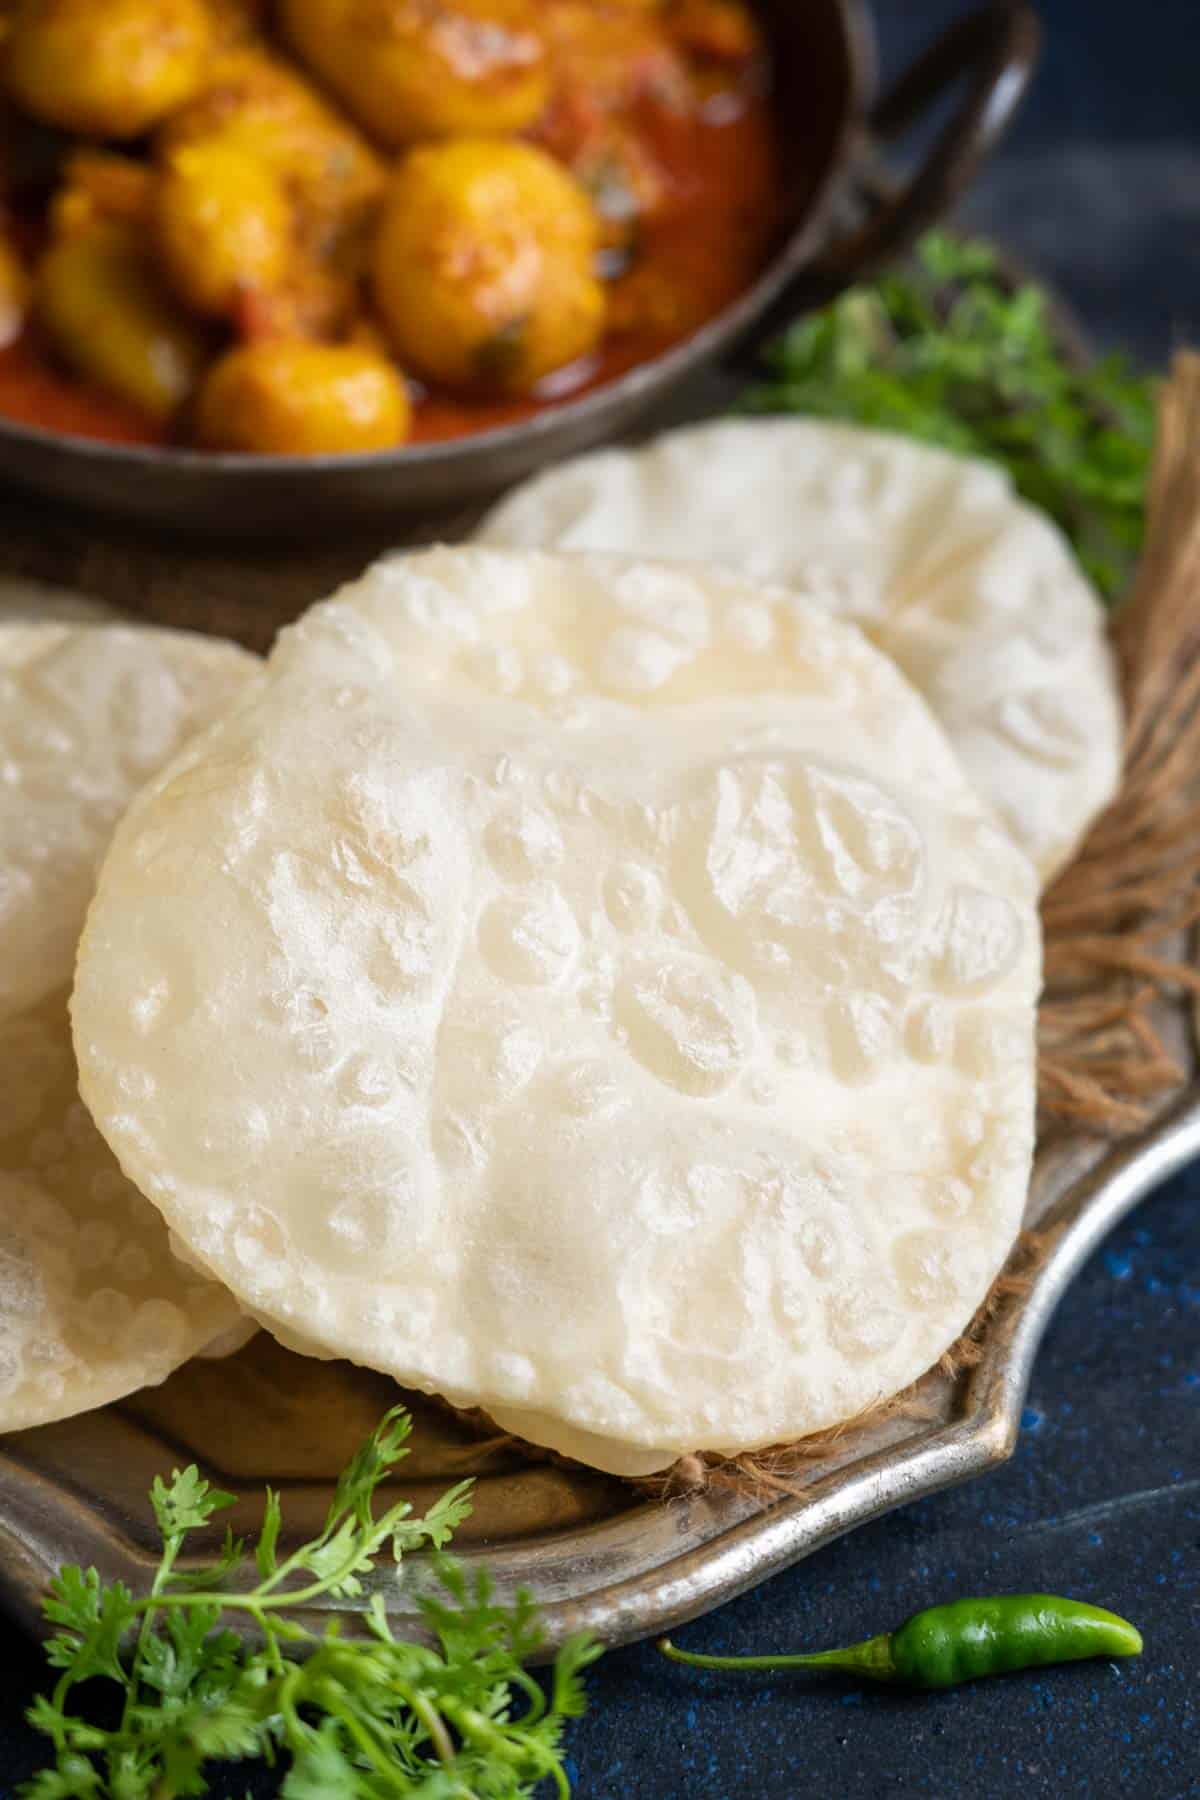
[741,231,1155,603]
[22,1404,601,1799]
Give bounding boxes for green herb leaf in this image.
[254,1488,282,1581]
[22,1407,599,1799]
[412,1478,475,1554]
[19,1755,105,1800]
[150,1466,237,1540]
[552,1635,606,1722]
[741,231,1156,603]
[277,1726,361,1800]
[43,1570,136,1686]
[324,1401,412,1534]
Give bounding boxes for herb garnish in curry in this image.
[0,0,780,456]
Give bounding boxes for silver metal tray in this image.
[2,1058,1196,1654]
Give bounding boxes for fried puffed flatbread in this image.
[0,623,257,1431]
[0,576,115,624]
[74,550,1040,1475]
[475,420,1122,883]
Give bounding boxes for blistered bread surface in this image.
[476,420,1123,883]
[74,550,1041,1472]
[0,623,255,1429]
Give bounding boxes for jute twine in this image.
[462,352,1200,1498]
[1038,352,1200,1133]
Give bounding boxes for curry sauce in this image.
[0,0,780,454]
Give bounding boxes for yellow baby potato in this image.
[49,151,157,240]
[373,139,605,395]
[279,0,550,147]
[155,141,292,318]
[159,47,384,260]
[37,222,207,421]
[3,0,214,138]
[195,339,411,455]
[231,257,356,342]
[201,0,265,44]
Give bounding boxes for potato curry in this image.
[0,0,779,455]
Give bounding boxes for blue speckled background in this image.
[1,1,1197,1794]
[566,1178,1199,1798]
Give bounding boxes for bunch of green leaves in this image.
[741,231,1156,603]
[22,1405,601,1799]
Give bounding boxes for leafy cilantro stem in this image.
[389,1682,456,1766]
[24,1405,600,1799]
[311,1686,398,1781]
[125,1501,423,1621]
[38,1520,191,1756]
[118,1515,188,1741]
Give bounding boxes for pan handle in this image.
[823,0,1042,281]
[730,0,1041,363]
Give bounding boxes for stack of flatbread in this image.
[3,424,1123,1476]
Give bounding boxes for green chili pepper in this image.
[658,1595,1143,1690]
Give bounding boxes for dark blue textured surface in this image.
[2,1,1198,1794]
[569,1169,1199,1799]
[881,0,1200,361]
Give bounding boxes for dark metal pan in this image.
[0,0,1040,537]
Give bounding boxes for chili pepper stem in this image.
[657,1632,898,1682]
